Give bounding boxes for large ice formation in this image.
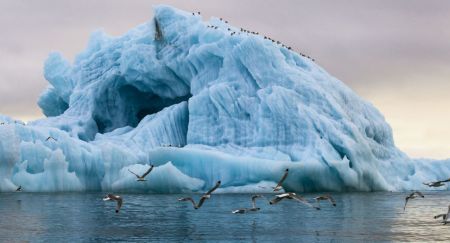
[1,5,449,192]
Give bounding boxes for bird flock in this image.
[195,12,315,61]
[100,166,336,214]
[404,178,450,225]
[9,158,450,225]
[4,121,450,225]
[0,121,26,126]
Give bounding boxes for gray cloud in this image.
[0,0,449,158]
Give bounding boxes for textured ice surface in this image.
[1,5,449,192]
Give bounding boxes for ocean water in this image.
[1,191,449,242]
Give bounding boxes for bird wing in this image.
[292,195,319,209]
[232,209,246,214]
[196,196,208,209]
[269,196,285,205]
[128,169,140,178]
[204,181,221,196]
[276,193,290,198]
[327,195,336,205]
[404,197,410,211]
[275,170,289,189]
[414,191,424,197]
[141,165,154,178]
[251,195,262,208]
[116,198,123,212]
[438,178,450,183]
[422,182,431,186]
[178,197,197,208]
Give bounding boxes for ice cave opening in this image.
[92,78,191,134]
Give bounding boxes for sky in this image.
[0,0,449,159]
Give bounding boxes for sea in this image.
[1,191,449,242]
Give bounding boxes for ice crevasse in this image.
[0,5,449,193]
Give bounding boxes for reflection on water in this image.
[0,192,449,241]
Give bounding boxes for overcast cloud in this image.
[0,0,449,158]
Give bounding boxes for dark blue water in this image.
[1,191,449,242]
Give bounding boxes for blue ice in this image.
[0,5,449,192]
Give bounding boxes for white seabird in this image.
[404,191,424,211]
[232,195,264,214]
[434,205,450,224]
[423,179,450,188]
[178,181,221,209]
[269,192,320,210]
[45,136,58,142]
[273,168,289,192]
[314,195,336,207]
[103,194,123,213]
[128,165,154,181]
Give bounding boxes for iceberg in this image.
[1,5,449,193]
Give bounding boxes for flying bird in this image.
[178,181,221,209]
[128,165,154,181]
[314,195,336,207]
[45,136,58,142]
[423,179,450,188]
[103,194,123,213]
[269,193,320,210]
[273,169,289,191]
[404,191,424,211]
[15,185,22,192]
[434,205,450,224]
[232,195,264,214]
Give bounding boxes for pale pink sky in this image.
[0,0,449,159]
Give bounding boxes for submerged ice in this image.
[1,5,449,193]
